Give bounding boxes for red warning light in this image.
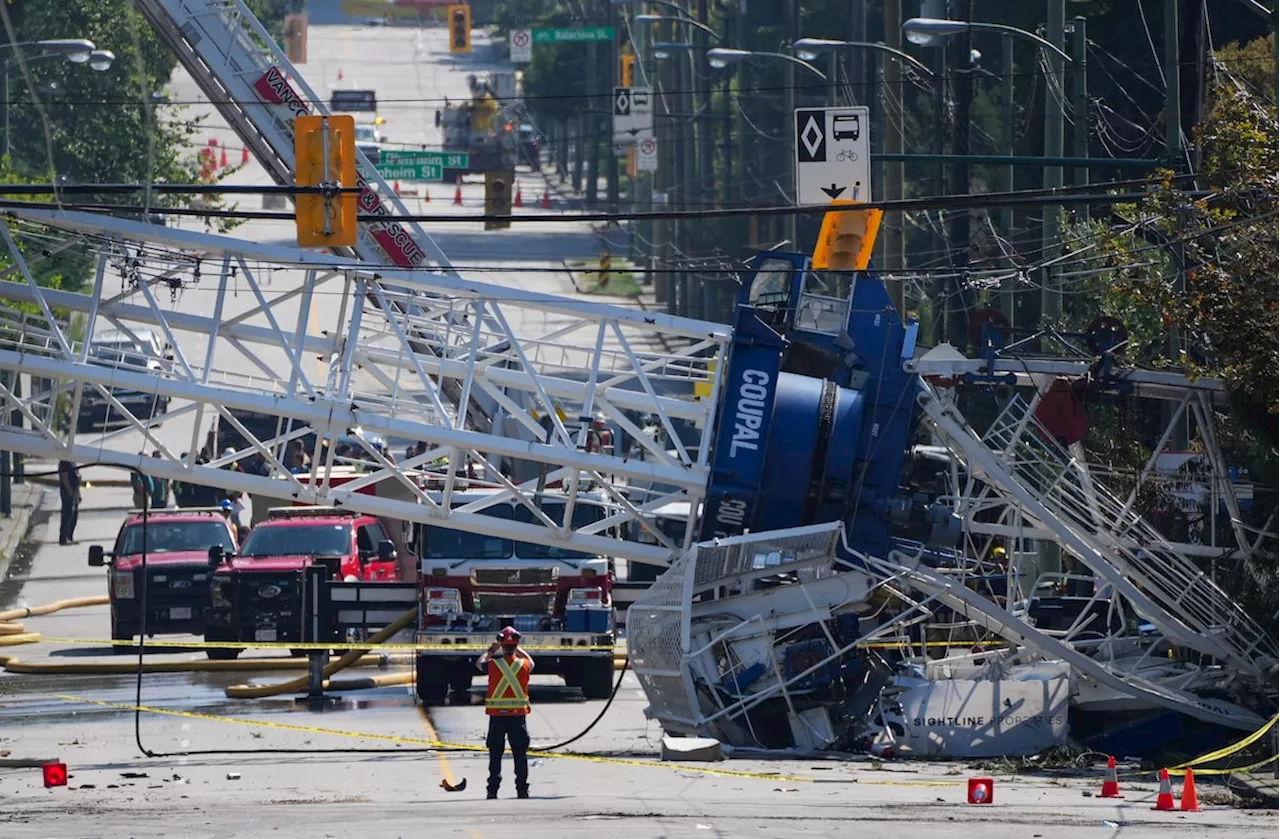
[42,761,68,788]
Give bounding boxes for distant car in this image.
[78,328,173,431]
[355,122,383,164]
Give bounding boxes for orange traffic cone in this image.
[241,146,250,164]
[514,185,523,207]
[423,186,430,203]
[1180,769,1201,812]
[220,148,228,168]
[394,180,401,195]
[1152,768,1176,811]
[453,177,463,206]
[337,68,344,81]
[209,138,218,148]
[539,188,551,209]
[1099,756,1124,798]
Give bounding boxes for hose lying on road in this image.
[0,596,110,643]
[224,606,418,699]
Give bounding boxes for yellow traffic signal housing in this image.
[484,170,513,231]
[620,51,636,87]
[294,114,357,248]
[448,4,472,54]
[812,200,883,271]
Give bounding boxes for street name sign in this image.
[376,150,469,181]
[793,106,872,205]
[533,27,615,44]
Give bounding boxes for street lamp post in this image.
[903,14,1074,329]
[706,47,826,251]
[2,41,113,157]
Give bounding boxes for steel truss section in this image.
[0,209,729,566]
[917,383,1278,681]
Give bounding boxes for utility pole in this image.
[783,0,798,250]
[882,0,905,312]
[1072,15,1088,219]
[1164,0,1189,450]
[1039,0,1066,326]
[654,20,672,311]
[946,0,974,348]
[606,0,620,212]
[1000,36,1016,325]
[586,39,600,207]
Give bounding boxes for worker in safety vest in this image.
[476,625,534,799]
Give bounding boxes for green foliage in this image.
[1213,33,1277,106]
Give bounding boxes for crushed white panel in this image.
[875,665,1070,758]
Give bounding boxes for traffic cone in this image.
[1152,768,1176,811]
[1179,769,1201,812]
[453,176,463,206]
[423,186,430,203]
[209,138,218,148]
[394,180,401,195]
[539,188,551,209]
[220,147,228,168]
[1099,755,1124,798]
[514,184,523,207]
[337,67,343,81]
[241,146,250,164]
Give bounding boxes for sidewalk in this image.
[0,479,51,584]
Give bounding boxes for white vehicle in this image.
[354,122,383,165]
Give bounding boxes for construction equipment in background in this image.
[436,73,520,176]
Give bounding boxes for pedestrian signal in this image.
[485,170,513,230]
[294,114,357,248]
[811,200,882,271]
[448,5,472,54]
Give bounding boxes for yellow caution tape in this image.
[43,691,963,786]
[1171,715,1278,770]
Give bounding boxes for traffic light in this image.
[484,170,513,230]
[620,51,636,88]
[812,200,882,271]
[294,114,357,248]
[448,4,471,54]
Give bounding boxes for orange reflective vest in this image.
[485,655,531,716]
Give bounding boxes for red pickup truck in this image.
[203,506,402,659]
[88,508,239,647]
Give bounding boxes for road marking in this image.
[418,704,459,788]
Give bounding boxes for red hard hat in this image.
[497,626,522,643]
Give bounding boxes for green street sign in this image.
[381,150,470,169]
[533,27,615,44]
[376,163,442,181]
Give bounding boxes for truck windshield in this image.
[239,523,351,557]
[514,503,601,560]
[422,504,512,559]
[118,521,235,555]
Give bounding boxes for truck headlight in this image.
[426,587,461,615]
[112,570,136,600]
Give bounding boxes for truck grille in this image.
[471,567,558,586]
[145,568,210,604]
[472,592,555,616]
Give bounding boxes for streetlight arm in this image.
[965,22,1073,63]
[794,38,935,78]
[634,13,721,40]
[756,51,827,80]
[708,48,827,80]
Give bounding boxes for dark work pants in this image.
[59,492,78,543]
[485,714,530,792]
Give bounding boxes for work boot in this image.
[486,789,498,800]
[517,787,529,799]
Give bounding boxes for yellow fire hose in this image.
[224,607,418,699]
[0,596,110,643]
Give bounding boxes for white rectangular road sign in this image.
[636,131,658,172]
[613,86,653,144]
[509,29,533,63]
[793,106,871,205]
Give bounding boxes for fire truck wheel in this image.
[580,658,614,700]
[449,666,474,696]
[207,646,240,660]
[417,678,448,705]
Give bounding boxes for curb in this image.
[0,484,47,567]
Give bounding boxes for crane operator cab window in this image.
[746,257,797,328]
[795,269,853,336]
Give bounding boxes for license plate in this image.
[255,629,278,642]
[169,607,193,620]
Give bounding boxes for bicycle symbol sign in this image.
[836,149,859,163]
